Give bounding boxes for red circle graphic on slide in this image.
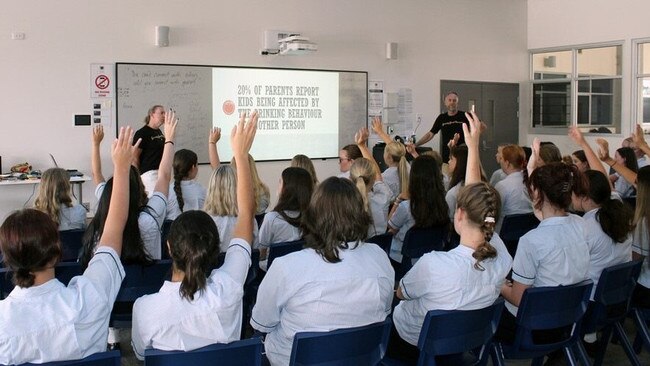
[223,100,235,115]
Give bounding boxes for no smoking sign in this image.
[91,64,113,98]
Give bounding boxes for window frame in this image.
[633,38,650,127]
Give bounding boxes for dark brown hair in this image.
[0,209,61,288]
[584,170,634,243]
[167,210,220,301]
[301,177,371,263]
[527,162,588,212]
[341,144,362,161]
[409,156,449,228]
[456,183,501,270]
[173,149,198,212]
[274,167,314,227]
[449,145,468,189]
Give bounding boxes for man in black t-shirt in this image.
[414,92,469,163]
[133,105,166,174]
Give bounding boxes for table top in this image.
[0,175,91,186]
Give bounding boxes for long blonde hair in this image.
[349,158,376,212]
[204,165,238,216]
[231,154,269,213]
[385,142,409,196]
[34,168,73,225]
[634,167,650,237]
[291,154,319,186]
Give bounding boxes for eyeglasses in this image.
[338,158,351,163]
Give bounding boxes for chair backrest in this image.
[289,318,392,366]
[17,350,120,365]
[417,298,505,364]
[401,226,447,260]
[160,219,173,260]
[499,213,539,257]
[584,260,643,332]
[59,229,85,262]
[116,260,173,302]
[144,337,262,366]
[367,233,392,254]
[513,280,593,352]
[267,239,305,269]
[0,261,83,300]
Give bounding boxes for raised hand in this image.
[371,116,384,135]
[462,111,482,151]
[164,108,178,143]
[112,127,140,171]
[92,124,104,145]
[632,124,648,149]
[209,126,221,144]
[355,127,370,146]
[406,143,419,158]
[568,126,585,146]
[231,111,258,156]
[595,138,612,162]
[447,133,461,149]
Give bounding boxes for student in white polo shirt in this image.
[251,173,395,366]
[130,111,259,360]
[0,126,136,365]
[389,111,512,363]
[498,144,590,342]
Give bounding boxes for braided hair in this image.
[172,149,198,212]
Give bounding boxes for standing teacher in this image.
[133,105,166,174]
[414,92,469,163]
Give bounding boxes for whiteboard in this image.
[116,63,368,164]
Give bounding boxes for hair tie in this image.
[561,182,571,193]
[484,216,495,223]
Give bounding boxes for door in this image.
[440,80,519,176]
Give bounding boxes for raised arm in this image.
[526,138,541,177]
[596,138,638,187]
[208,127,222,170]
[371,117,393,145]
[91,125,106,185]
[462,112,482,185]
[632,124,650,158]
[153,109,178,196]
[98,127,140,254]
[355,127,382,182]
[568,126,609,178]
[231,111,259,244]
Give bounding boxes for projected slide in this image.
[212,68,339,161]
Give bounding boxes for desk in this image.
[0,175,91,209]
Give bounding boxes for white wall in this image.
[0,0,528,220]
[526,0,650,154]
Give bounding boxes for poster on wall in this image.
[90,64,114,98]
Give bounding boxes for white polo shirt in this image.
[633,218,650,289]
[131,238,251,360]
[490,168,507,187]
[368,181,392,237]
[165,180,207,220]
[258,211,301,247]
[251,243,394,366]
[394,234,512,345]
[96,182,166,259]
[388,200,415,263]
[583,208,632,298]
[494,171,533,233]
[508,214,590,315]
[445,182,463,222]
[210,215,259,251]
[58,203,87,231]
[614,173,635,199]
[0,247,124,365]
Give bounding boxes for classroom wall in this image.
[0,0,528,220]
[526,0,650,155]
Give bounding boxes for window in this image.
[531,45,622,133]
[635,40,650,125]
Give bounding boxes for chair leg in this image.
[573,340,591,366]
[531,356,544,366]
[613,321,641,366]
[593,327,613,366]
[633,309,650,353]
[563,346,579,366]
[489,343,505,366]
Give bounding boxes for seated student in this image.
[572,150,590,173]
[610,147,638,199]
[389,112,512,363]
[498,140,590,341]
[489,144,508,187]
[258,166,314,267]
[291,154,319,187]
[82,120,175,263]
[165,148,206,220]
[0,127,134,365]
[251,177,395,366]
[494,144,532,233]
[131,112,259,359]
[350,157,392,237]
[371,117,410,201]
[34,167,87,231]
[337,144,362,179]
[388,155,449,265]
[446,145,468,222]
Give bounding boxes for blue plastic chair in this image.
[144,337,263,366]
[58,229,85,261]
[12,350,120,365]
[0,261,83,299]
[367,232,393,254]
[491,280,593,366]
[110,260,172,328]
[499,213,539,257]
[631,307,650,355]
[289,318,392,366]
[398,226,447,280]
[579,260,643,366]
[267,239,305,269]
